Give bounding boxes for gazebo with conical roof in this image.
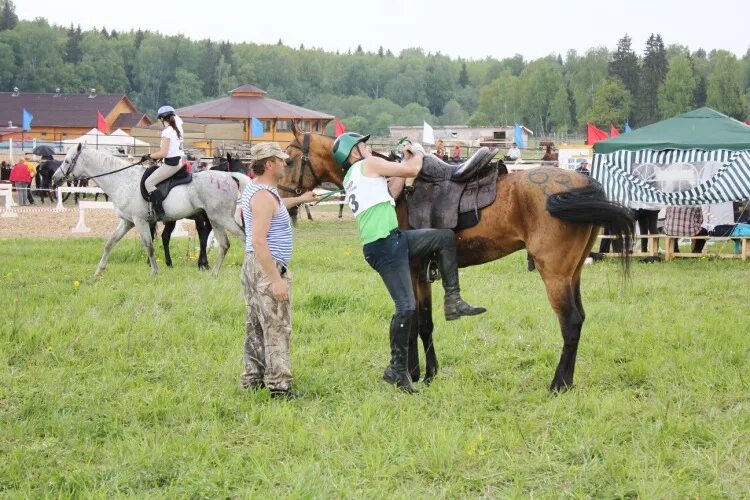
[176,85,334,144]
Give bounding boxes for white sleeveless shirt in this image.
[343,161,394,216]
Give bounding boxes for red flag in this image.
[97,111,110,134]
[334,117,346,136]
[609,124,620,137]
[586,123,609,145]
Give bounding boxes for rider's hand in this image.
[298,191,317,204]
[270,279,289,301]
[407,143,426,156]
[141,154,151,163]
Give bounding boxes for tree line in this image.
[1,0,748,138]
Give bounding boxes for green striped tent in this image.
[592,107,750,206]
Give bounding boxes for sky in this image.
[17,0,750,61]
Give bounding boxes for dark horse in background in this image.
[282,123,633,392]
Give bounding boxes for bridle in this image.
[280,132,323,195]
[58,147,145,183]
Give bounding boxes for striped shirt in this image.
[241,182,293,266]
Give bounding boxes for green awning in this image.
[593,107,750,154]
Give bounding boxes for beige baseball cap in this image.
[250,142,289,161]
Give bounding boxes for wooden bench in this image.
[597,234,750,261]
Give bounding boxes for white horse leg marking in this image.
[134,218,158,275]
[210,228,230,278]
[95,218,135,278]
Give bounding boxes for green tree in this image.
[638,34,668,125]
[425,55,457,116]
[440,99,468,125]
[475,73,521,125]
[706,51,745,119]
[569,47,610,125]
[658,53,696,118]
[582,78,632,128]
[467,110,490,126]
[608,34,639,118]
[0,0,18,31]
[458,62,469,88]
[519,58,565,135]
[79,31,129,92]
[64,24,83,64]
[549,84,573,133]
[166,68,205,108]
[0,40,15,88]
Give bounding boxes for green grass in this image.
[1,222,749,497]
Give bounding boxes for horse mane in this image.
[81,148,135,172]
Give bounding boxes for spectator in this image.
[665,205,708,254]
[240,142,315,399]
[507,142,521,161]
[22,153,36,205]
[9,159,32,205]
[1,160,10,181]
[434,139,447,161]
[634,208,660,253]
[575,160,590,176]
[451,144,461,162]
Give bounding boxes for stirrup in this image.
[419,257,441,283]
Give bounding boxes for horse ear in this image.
[77,142,83,152]
[226,152,231,161]
[291,121,305,141]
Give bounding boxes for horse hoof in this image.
[409,369,421,383]
[549,380,573,393]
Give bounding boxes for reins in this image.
[61,148,147,183]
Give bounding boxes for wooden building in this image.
[176,85,334,145]
[0,88,151,143]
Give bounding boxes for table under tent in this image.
[591,107,750,257]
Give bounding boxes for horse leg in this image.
[161,221,176,267]
[95,218,135,278]
[133,218,159,275]
[195,214,212,270]
[416,278,438,384]
[210,228,230,278]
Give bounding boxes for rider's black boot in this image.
[149,190,166,220]
[382,313,418,394]
[436,240,487,321]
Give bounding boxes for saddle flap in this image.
[140,166,191,201]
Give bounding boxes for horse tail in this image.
[546,181,634,275]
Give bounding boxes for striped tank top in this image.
[241,182,293,266]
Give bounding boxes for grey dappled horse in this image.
[52,144,249,278]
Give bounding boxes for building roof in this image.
[0,91,140,128]
[594,107,750,153]
[111,113,149,129]
[177,85,334,120]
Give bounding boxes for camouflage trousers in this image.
[240,252,293,391]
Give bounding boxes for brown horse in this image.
[282,124,633,391]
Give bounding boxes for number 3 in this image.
[348,194,359,213]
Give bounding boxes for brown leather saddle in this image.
[140,165,192,202]
[406,147,500,230]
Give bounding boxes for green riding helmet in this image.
[332,132,370,168]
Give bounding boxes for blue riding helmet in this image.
[157,105,176,119]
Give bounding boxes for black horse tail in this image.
[546,181,634,275]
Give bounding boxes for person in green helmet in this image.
[333,132,486,394]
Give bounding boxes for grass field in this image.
[1,221,749,497]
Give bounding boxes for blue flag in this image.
[251,117,264,137]
[22,108,33,131]
[624,121,632,133]
[514,123,525,147]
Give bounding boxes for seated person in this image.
[434,139,447,161]
[664,205,708,253]
[575,160,590,176]
[506,142,521,161]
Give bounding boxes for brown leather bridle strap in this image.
[280,132,322,195]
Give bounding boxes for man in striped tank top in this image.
[333,133,486,393]
[240,142,316,399]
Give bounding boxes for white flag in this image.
[422,121,435,145]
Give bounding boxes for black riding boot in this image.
[149,190,166,220]
[382,313,418,394]
[435,239,487,321]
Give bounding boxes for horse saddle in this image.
[140,166,192,202]
[406,147,500,230]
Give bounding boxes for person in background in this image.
[1,160,10,181]
[240,142,315,399]
[541,145,557,163]
[434,139,447,161]
[507,142,521,161]
[575,160,590,176]
[22,153,36,204]
[451,144,461,162]
[332,132,486,394]
[665,205,708,254]
[9,159,32,205]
